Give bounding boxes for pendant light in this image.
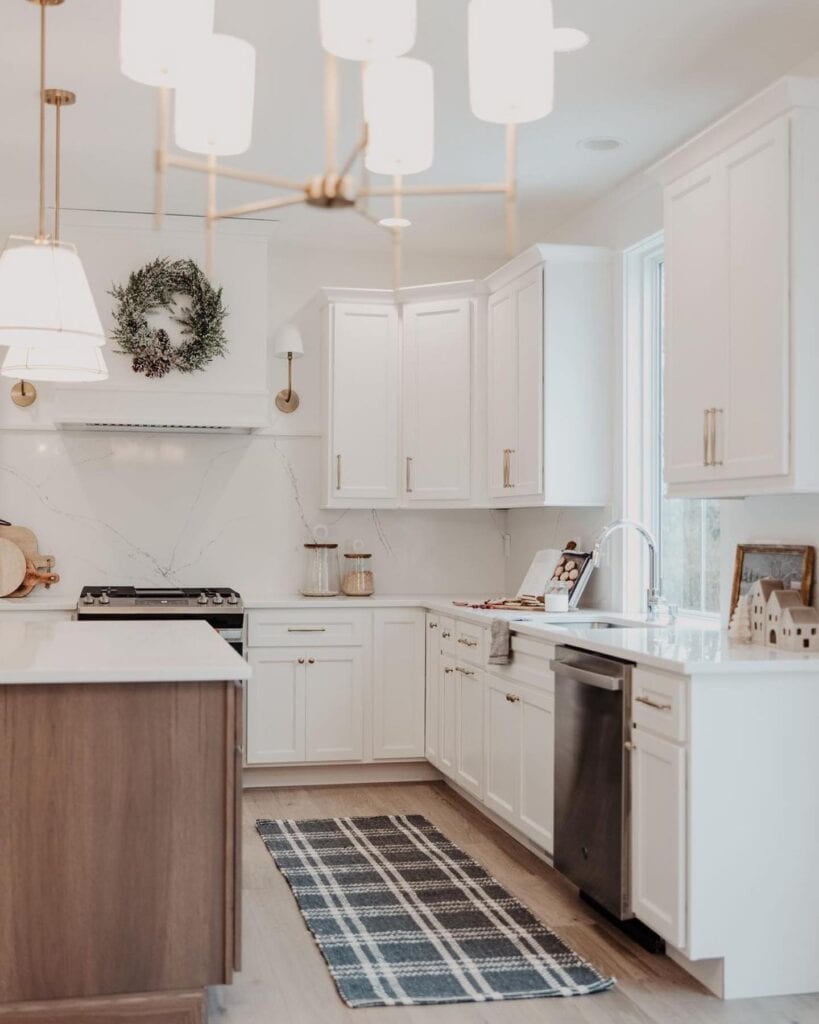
[120,0,216,88]
[0,0,107,386]
[363,58,434,176]
[319,0,416,61]
[468,0,555,124]
[174,34,257,156]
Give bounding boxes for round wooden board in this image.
[0,538,27,597]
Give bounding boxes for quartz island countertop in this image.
[0,619,250,685]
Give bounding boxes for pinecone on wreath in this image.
[132,329,174,379]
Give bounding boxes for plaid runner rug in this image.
[255,814,614,1008]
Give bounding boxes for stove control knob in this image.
[98,593,110,605]
[197,592,209,605]
[226,594,239,605]
[82,593,95,605]
[212,593,225,605]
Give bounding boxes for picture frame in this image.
[730,544,815,616]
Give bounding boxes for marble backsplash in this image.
[0,430,510,600]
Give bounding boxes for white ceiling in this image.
[2,0,819,258]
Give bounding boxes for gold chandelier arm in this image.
[325,52,339,177]
[353,206,389,231]
[155,86,170,228]
[505,123,518,257]
[38,0,47,240]
[211,194,308,221]
[165,155,306,193]
[360,182,508,198]
[338,125,368,185]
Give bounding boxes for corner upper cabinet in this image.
[485,246,613,508]
[323,299,400,508]
[651,78,819,497]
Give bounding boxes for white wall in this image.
[0,217,508,599]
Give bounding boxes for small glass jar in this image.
[544,579,570,612]
[301,543,340,597]
[342,552,375,597]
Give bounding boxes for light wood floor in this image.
[210,782,819,1024]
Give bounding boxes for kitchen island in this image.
[0,619,249,1024]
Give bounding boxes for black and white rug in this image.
[255,814,614,1008]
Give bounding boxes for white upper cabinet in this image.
[652,78,819,497]
[485,246,613,508]
[325,301,400,507]
[403,299,472,502]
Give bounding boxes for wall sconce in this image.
[10,380,37,408]
[273,323,304,413]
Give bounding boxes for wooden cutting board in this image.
[11,559,61,598]
[0,538,27,597]
[0,523,55,573]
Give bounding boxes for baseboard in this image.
[0,989,204,1024]
[666,945,724,997]
[243,761,442,788]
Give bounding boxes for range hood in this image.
[53,387,269,434]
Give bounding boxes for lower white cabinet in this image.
[455,666,484,798]
[372,609,426,759]
[439,654,458,777]
[631,726,687,947]
[484,674,554,852]
[246,647,364,765]
[425,615,441,766]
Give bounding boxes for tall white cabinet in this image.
[651,77,819,497]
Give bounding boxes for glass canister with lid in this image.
[342,542,375,597]
[301,528,340,597]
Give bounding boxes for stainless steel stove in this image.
[77,586,244,653]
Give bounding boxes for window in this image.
[623,237,720,618]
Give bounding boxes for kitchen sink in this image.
[557,620,650,630]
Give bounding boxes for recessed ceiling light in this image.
[379,217,412,228]
[578,137,625,153]
[553,28,590,53]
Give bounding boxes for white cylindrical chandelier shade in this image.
[2,343,109,383]
[120,0,216,87]
[319,0,416,61]
[175,34,257,156]
[468,0,555,124]
[0,240,105,352]
[364,58,434,176]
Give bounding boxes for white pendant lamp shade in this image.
[320,0,416,61]
[273,323,304,359]
[175,35,256,156]
[0,239,105,353]
[120,0,216,87]
[468,0,555,124]
[2,343,109,383]
[364,59,434,176]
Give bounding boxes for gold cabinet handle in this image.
[703,409,711,466]
[429,622,438,630]
[505,693,520,703]
[624,740,636,752]
[308,657,315,664]
[457,637,478,647]
[336,454,342,490]
[502,449,509,488]
[444,667,455,674]
[298,658,305,664]
[507,449,515,488]
[457,667,476,677]
[406,456,413,493]
[712,408,723,467]
[442,630,451,638]
[288,627,326,633]
[635,695,672,712]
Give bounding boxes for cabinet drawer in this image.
[491,635,556,693]
[455,621,485,665]
[439,616,456,654]
[632,667,687,743]
[247,609,368,648]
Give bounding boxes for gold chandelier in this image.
[121,1,589,287]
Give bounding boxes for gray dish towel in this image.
[488,618,511,665]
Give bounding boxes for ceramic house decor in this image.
[777,607,819,652]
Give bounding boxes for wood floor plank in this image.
[211,782,819,1024]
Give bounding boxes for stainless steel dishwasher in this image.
[551,646,633,921]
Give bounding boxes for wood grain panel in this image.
[0,681,233,1004]
[0,989,204,1024]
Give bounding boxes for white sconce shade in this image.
[175,34,257,156]
[0,239,105,352]
[120,0,216,87]
[364,58,434,176]
[468,0,555,124]
[319,0,416,61]
[553,27,590,53]
[273,324,304,359]
[2,343,109,383]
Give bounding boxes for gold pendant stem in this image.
[324,52,338,177]
[206,153,216,276]
[286,352,293,402]
[155,85,170,229]
[53,98,61,241]
[38,0,47,240]
[505,122,518,257]
[392,173,402,290]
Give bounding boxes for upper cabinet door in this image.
[486,267,544,499]
[403,299,472,502]
[329,303,399,502]
[721,118,790,481]
[664,164,728,486]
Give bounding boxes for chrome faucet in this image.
[591,518,669,623]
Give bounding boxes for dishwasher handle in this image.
[550,660,623,692]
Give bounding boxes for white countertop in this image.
[0,593,77,612]
[0,619,250,685]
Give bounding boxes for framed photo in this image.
[730,544,815,615]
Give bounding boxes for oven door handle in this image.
[550,661,623,692]
[216,628,244,643]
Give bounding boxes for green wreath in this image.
[109,257,228,379]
